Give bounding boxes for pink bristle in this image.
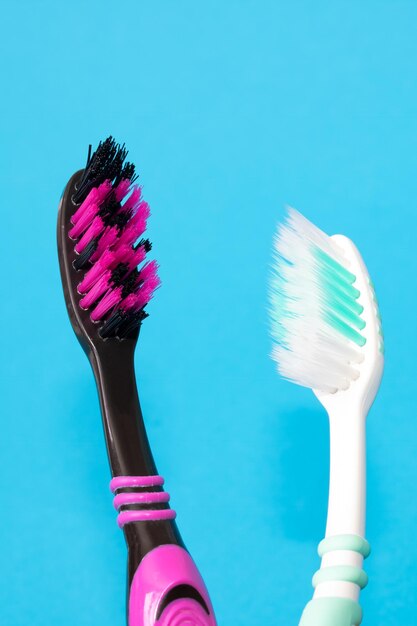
[120,292,138,311]
[91,286,123,322]
[143,271,161,295]
[90,226,119,263]
[136,261,160,308]
[69,200,100,239]
[122,185,142,212]
[114,179,132,202]
[77,248,117,294]
[139,259,158,283]
[71,188,98,226]
[74,216,105,254]
[117,222,144,248]
[79,271,112,309]
[137,200,150,219]
[121,262,160,312]
[128,245,146,270]
[116,206,149,248]
[114,244,137,266]
[134,280,160,310]
[78,245,135,294]
[71,181,112,225]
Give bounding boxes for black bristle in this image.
[99,195,122,221]
[106,208,131,230]
[118,309,148,338]
[73,136,129,204]
[85,144,93,168]
[111,263,129,286]
[98,307,148,339]
[121,269,139,298]
[115,161,138,186]
[73,137,115,203]
[72,238,98,270]
[136,238,152,253]
[99,309,127,339]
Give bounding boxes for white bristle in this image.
[269,208,365,394]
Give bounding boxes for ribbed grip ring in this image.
[313,565,368,590]
[318,534,371,558]
[313,534,371,592]
[110,475,176,527]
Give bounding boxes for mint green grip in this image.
[299,597,362,626]
[299,535,371,626]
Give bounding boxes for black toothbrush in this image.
[57,137,217,626]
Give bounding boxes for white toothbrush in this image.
[269,208,384,626]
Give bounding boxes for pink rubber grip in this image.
[129,544,217,625]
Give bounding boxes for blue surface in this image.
[0,2,416,624]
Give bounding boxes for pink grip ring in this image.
[110,475,176,528]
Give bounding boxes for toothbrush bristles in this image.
[269,208,365,393]
[69,136,160,339]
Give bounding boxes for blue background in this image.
[0,1,416,624]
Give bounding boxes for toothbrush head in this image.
[269,208,384,413]
[57,137,160,349]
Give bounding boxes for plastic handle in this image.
[128,544,217,625]
[299,534,371,626]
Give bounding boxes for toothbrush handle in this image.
[326,410,366,539]
[299,535,371,626]
[92,342,185,557]
[90,344,217,625]
[299,409,369,625]
[90,339,157,477]
[109,478,217,625]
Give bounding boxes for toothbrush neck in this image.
[90,341,185,567]
[91,342,158,478]
[325,408,366,539]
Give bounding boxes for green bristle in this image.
[314,244,366,347]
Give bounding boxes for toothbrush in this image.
[57,137,217,626]
[269,208,384,626]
